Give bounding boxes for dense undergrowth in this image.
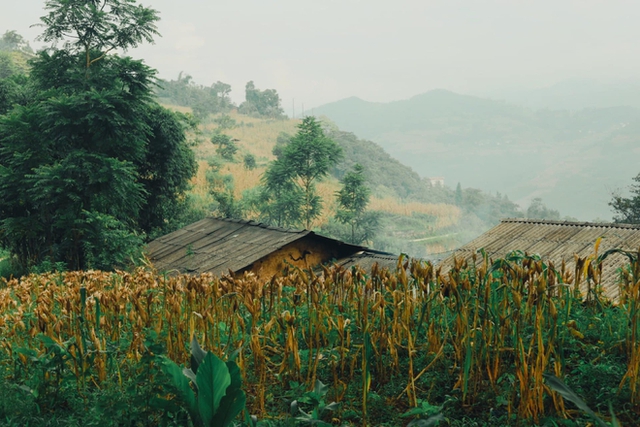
[0,249,639,426]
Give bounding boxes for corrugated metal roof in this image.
[147,217,315,276]
[443,218,640,301]
[146,217,366,277]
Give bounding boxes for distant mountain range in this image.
[314,88,640,221]
[490,79,640,111]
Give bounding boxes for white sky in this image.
[2,0,639,110]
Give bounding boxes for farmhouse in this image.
[146,217,397,278]
[444,218,640,301]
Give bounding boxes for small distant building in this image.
[146,217,396,279]
[441,218,640,302]
[428,177,445,186]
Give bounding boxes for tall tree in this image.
[610,173,640,224]
[238,80,285,118]
[211,132,238,161]
[0,1,195,271]
[37,0,160,71]
[280,116,342,229]
[258,159,304,228]
[0,30,33,53]
[526,197,560,220]
[0,53,18,80]
[455,182,463,206]
[336,164,373,244]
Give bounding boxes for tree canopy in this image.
[257,158,304,228]
[0,0,196,272]
[610,173,640,224]
[156,73,234,119]
[526,197,561,221]
[238,81,285,118]
[335,164,379,244]
[0,30,33,53]
[37,0,160,69]
[269,116,343,229]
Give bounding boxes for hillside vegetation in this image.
[177,106,520,258]
[314,90,640,221]
[0,36,529,261]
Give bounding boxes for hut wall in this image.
[241,236,353,279]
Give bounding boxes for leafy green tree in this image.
[0,30,33,53]
[321,211,381,247]
[335,164,377,244]
[0,1,195,271]
[137,104,198,236]
[277,116,343,229]
[258,159,304,228]
[610,173,640,224]
[238,81,285,118]
[526,197,560,220]
[37,0,160,71]
[213,114,236,131]
[0,74,32,115]
[205,157,241,219]
[243,153,256,170]
[0,53,18,79]
[211,133,238,161]
[156,75,234,117]
[455,182,463,206]
[272,131,292,159]
[212,191,243,219]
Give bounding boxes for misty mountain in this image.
[493,79,640,111]
[314,90,640,221]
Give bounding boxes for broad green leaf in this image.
[313,379,329,397]
[197,352,231,426]
[543,374,608,427]
[161,358,198,419]
[182,367,197,388]
[210,360,246,427]
[190,335,207,374]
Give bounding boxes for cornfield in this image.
[1,249,639,424]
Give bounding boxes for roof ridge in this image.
[500,218,640,229]
[209,216,308,234]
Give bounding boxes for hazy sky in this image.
[2,1,639,110]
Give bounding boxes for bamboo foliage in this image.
[0,249,639,422]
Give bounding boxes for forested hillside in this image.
[314,90,640,220]
[178,109,522,258]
